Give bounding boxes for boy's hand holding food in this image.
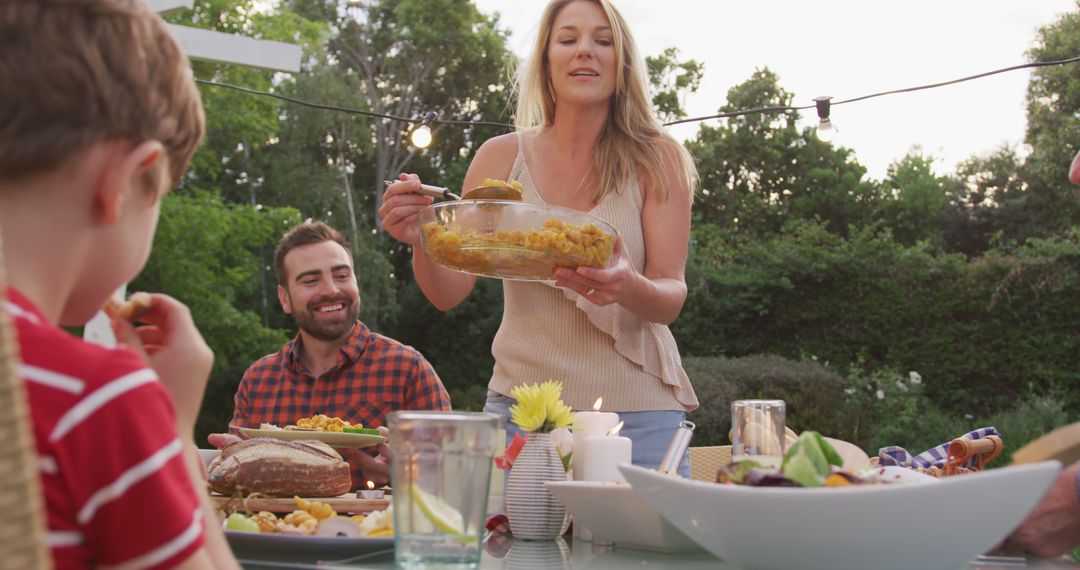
[110,292,214,437]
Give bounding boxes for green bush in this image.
[840,371,1075,464]
[677,221,1080,417]
[837,363,968,453]
[447,383,488,412]
[982,390,1073,465]
[684,354,849,446]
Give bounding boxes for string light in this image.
[193,55,1080,140]
[813,96,836,143]
[409,112,437,149]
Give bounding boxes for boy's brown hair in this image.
[0,0,205,186]
[274,222,353,287]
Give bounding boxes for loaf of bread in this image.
[207,438,352,497]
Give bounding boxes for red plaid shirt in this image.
[230,321,451,484]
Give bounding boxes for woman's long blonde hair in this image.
[514,0,697,203]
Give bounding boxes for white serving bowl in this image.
[620,461,1061,570]
[545,481,704,554]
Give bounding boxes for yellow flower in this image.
[509,381,577,433]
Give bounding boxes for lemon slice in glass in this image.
[410,485,465,535]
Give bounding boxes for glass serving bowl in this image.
[418,200,617,281]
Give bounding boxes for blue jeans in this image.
[483,390,691,478]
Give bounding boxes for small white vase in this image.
[506,432,568,540]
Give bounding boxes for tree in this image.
[1020,7,1080,238]
[687,68,878,237]
[647,47,703,123]
[308,0,516,231]
[276,0,517,322]
[941,146,1026,255]
[165,0,326,201]
[876,150,951,247]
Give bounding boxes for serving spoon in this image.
[383,180,522,201]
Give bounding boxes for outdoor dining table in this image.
[232,537,1080,570]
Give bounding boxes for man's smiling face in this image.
[278,240,361,342]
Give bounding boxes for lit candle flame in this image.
[607,421,624,437]
[593,397,603,411]
[367,480,375,490]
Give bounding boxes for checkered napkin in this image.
[877,427,1000,469]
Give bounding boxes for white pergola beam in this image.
[148,0,194,15]
[165,23,302,74]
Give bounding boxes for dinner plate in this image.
[225,530,392,561]
[238,427,384,449]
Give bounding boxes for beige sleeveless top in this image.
[487,133,698,412]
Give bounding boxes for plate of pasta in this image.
[418,200,617,281]
[239,415,384,449]
[238,427,383,449]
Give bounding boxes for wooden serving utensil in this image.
[1011,421,1080,466]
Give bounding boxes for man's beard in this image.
[292,294,360,342]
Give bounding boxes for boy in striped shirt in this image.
[0,1,238,569]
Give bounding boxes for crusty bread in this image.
[207,438,352,497]
[103,292,153,322]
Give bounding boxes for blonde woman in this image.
[380,0,698,474]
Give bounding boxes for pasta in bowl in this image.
[419,200,617,281]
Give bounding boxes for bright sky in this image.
[473,0,1077,181]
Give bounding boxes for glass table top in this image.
[235,536,1080,570]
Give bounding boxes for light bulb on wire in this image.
[816,118,837,143]
[813,96,837,143]
[409,112,437,149]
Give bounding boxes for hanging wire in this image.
[193,78,514,128]
[666,55,1080,126]
[194,55,1080,131]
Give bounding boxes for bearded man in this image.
[212,221,451,486]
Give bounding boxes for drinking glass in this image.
[730,400,786,468]
[389,411,500,568]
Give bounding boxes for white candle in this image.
[572,397,620,481]
[358,480,385,500]
[581,431,632,482]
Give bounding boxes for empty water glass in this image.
[731,400,786,468]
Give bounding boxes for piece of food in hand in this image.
[206,438,352,497]
[103,291,153,322]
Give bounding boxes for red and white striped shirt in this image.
[7,288,205,570]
